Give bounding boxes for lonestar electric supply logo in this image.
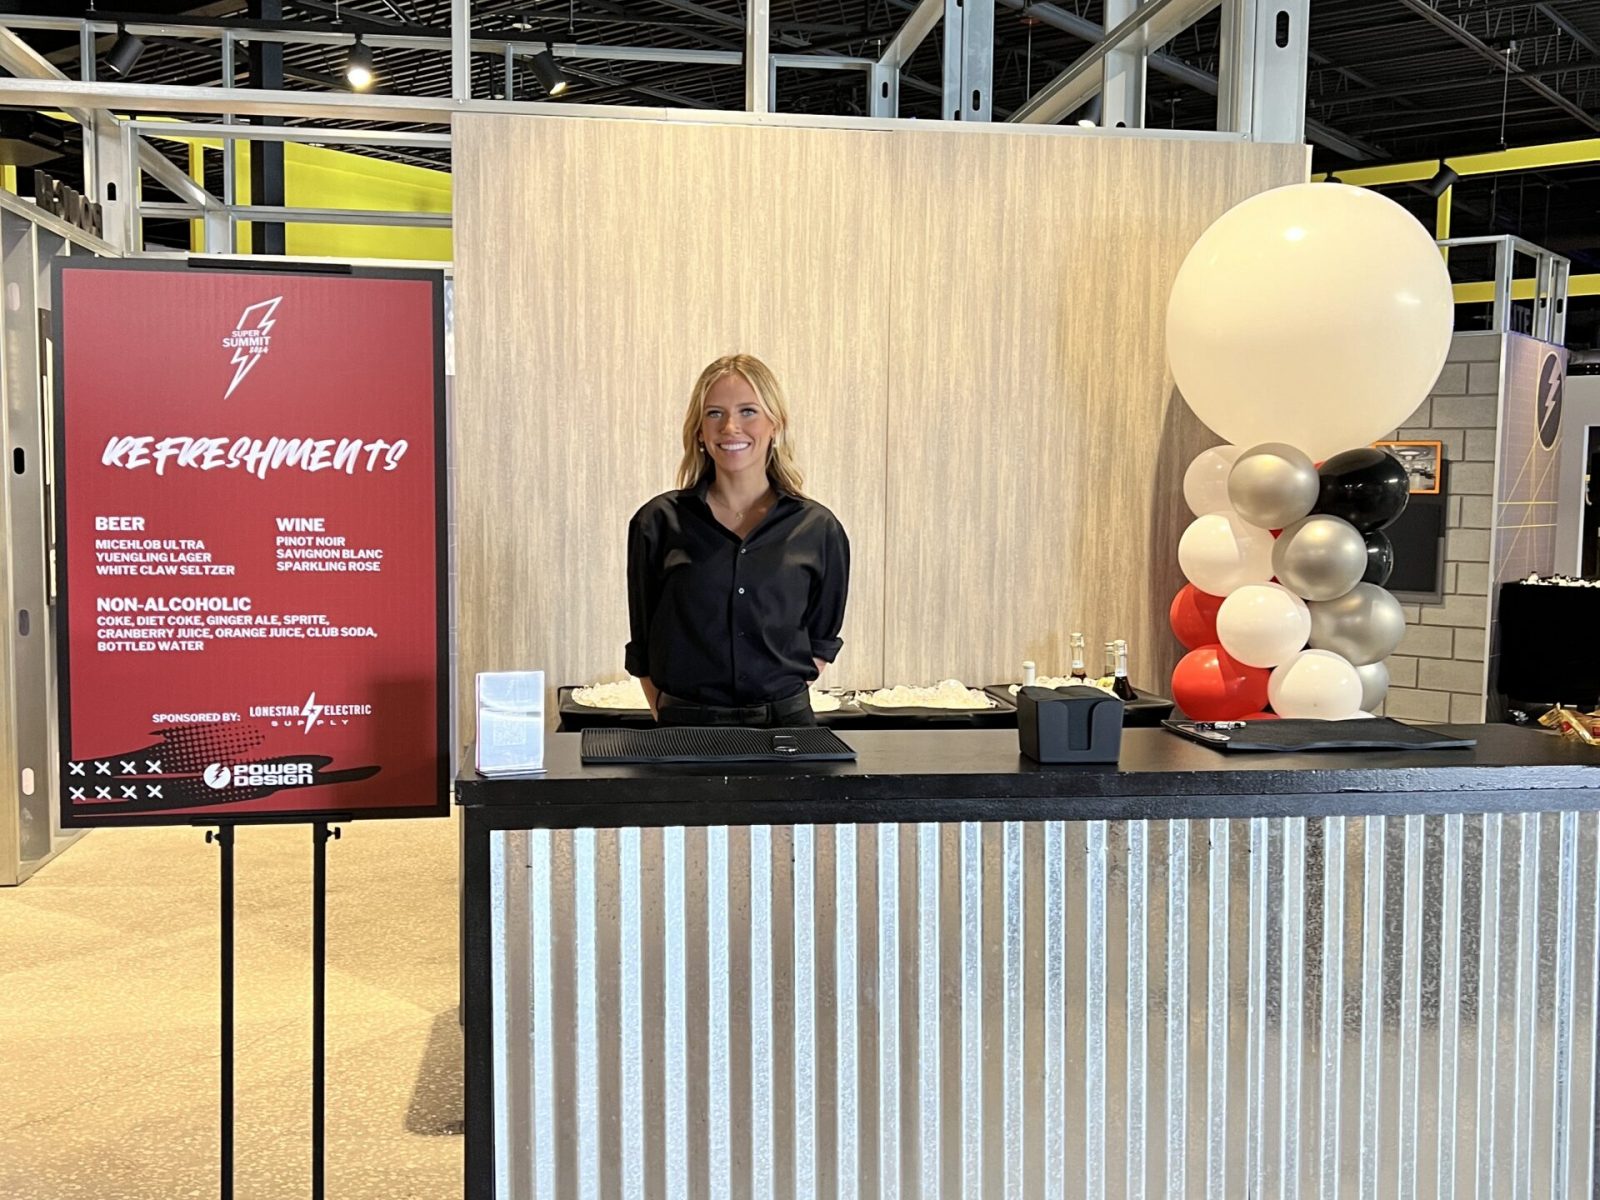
[221,296,283,400]
[248,691,373,733]
[203,761,315,790]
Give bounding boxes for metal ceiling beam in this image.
[2,15,869,74]
[0,73,1144,126]
[878,0,941,72]
[0,27,222,216]
[1536,2,1600,60]
[1010,0,1199,124]
[646,0,808,48]
[1394,0,1600,132]
[989,0,1376,156]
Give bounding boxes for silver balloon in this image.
[1273,514,1367,601]
[1227,442,1320,529]
[1308,584,1407,666]
[1355,659,1390,711]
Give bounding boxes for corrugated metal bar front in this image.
[491,814,1600,1198]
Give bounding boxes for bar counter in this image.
[459,726,1600,1199]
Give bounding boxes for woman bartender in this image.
[625,354,850,727]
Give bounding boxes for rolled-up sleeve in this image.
[624,509,659,677]
[805,515,850,662]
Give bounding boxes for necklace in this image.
[711,489,770,523]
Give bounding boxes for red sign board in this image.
[53,261,448,825]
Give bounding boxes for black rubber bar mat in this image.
[1162,717,1477,753]
[581,725,857,764]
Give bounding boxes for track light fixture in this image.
[531,45,568,98]
[1423,164,1460,199]
[345,33,375,90]
[104,25,146,78]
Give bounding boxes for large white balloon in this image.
[1268,649,1364,720]
[1166,183,1454,461]
[1178,511,1275,596]
[1183,445,1241,516]
[1216,583,1311,668]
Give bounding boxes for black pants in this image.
[655,688,816,728]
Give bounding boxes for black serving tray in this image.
[850,689,1018,729]
[557,685,872,731]
[983,684,1174,728]
[557,686,657,732]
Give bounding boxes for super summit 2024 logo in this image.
[221,296,282,400]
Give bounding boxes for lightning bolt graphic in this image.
[301,691,324,735]
[224,296,282,400]
[1544,372,1560,423]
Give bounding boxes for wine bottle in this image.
[1113,639,1137,702]
[1069,633,1088,683]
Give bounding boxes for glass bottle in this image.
[1069,633,1087,683]
[1022,660,1037,687]
[1113,639,1137,702]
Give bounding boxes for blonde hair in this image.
[676,354,806,496]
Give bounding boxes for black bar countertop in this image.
[454,725,1600,828]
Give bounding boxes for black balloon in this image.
[1314,448,1410,533]
[1362,530,1394,586]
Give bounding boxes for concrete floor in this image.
[0,810,462,1199]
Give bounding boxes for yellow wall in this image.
[185,140,451,261]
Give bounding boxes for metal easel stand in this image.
[204,820,344,1200]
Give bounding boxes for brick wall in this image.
[1375,333,1502,724]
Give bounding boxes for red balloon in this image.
[1171,645,1270,721]
[1168,584,1225,651]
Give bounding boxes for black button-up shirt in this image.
[625,474,850,707]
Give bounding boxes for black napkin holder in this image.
[1017,685,1124,764]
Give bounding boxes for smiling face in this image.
[700,373,776,478]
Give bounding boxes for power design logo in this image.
[221,296,283,400]
[203,761,315,789]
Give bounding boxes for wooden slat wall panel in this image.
[453,114,1307,710]
[883,132,1307,686]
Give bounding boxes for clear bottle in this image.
[1069,633,1088,683]
[1098,642,1117,691]
[1022,660,1037,687]
[1112,639,1137,702]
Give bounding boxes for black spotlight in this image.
[1424,164,1461,199]
[531,46,568,97]
[345,33,375,90]
[104,26,145,77]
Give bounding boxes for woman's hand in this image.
[813,658,827,680]
[639,676,660,719]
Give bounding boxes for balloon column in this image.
[1164,183,1454,721]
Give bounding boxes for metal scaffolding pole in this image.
[1101,0,1147,128]
[746,0,770,111]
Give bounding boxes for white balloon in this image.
[1166,183,1454,461]
[1268,649,1363,720]
[1178,511,1275,596]
[1183,445,1241,516]
[1216,583,1311,669]
[1338,710,1378,721]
